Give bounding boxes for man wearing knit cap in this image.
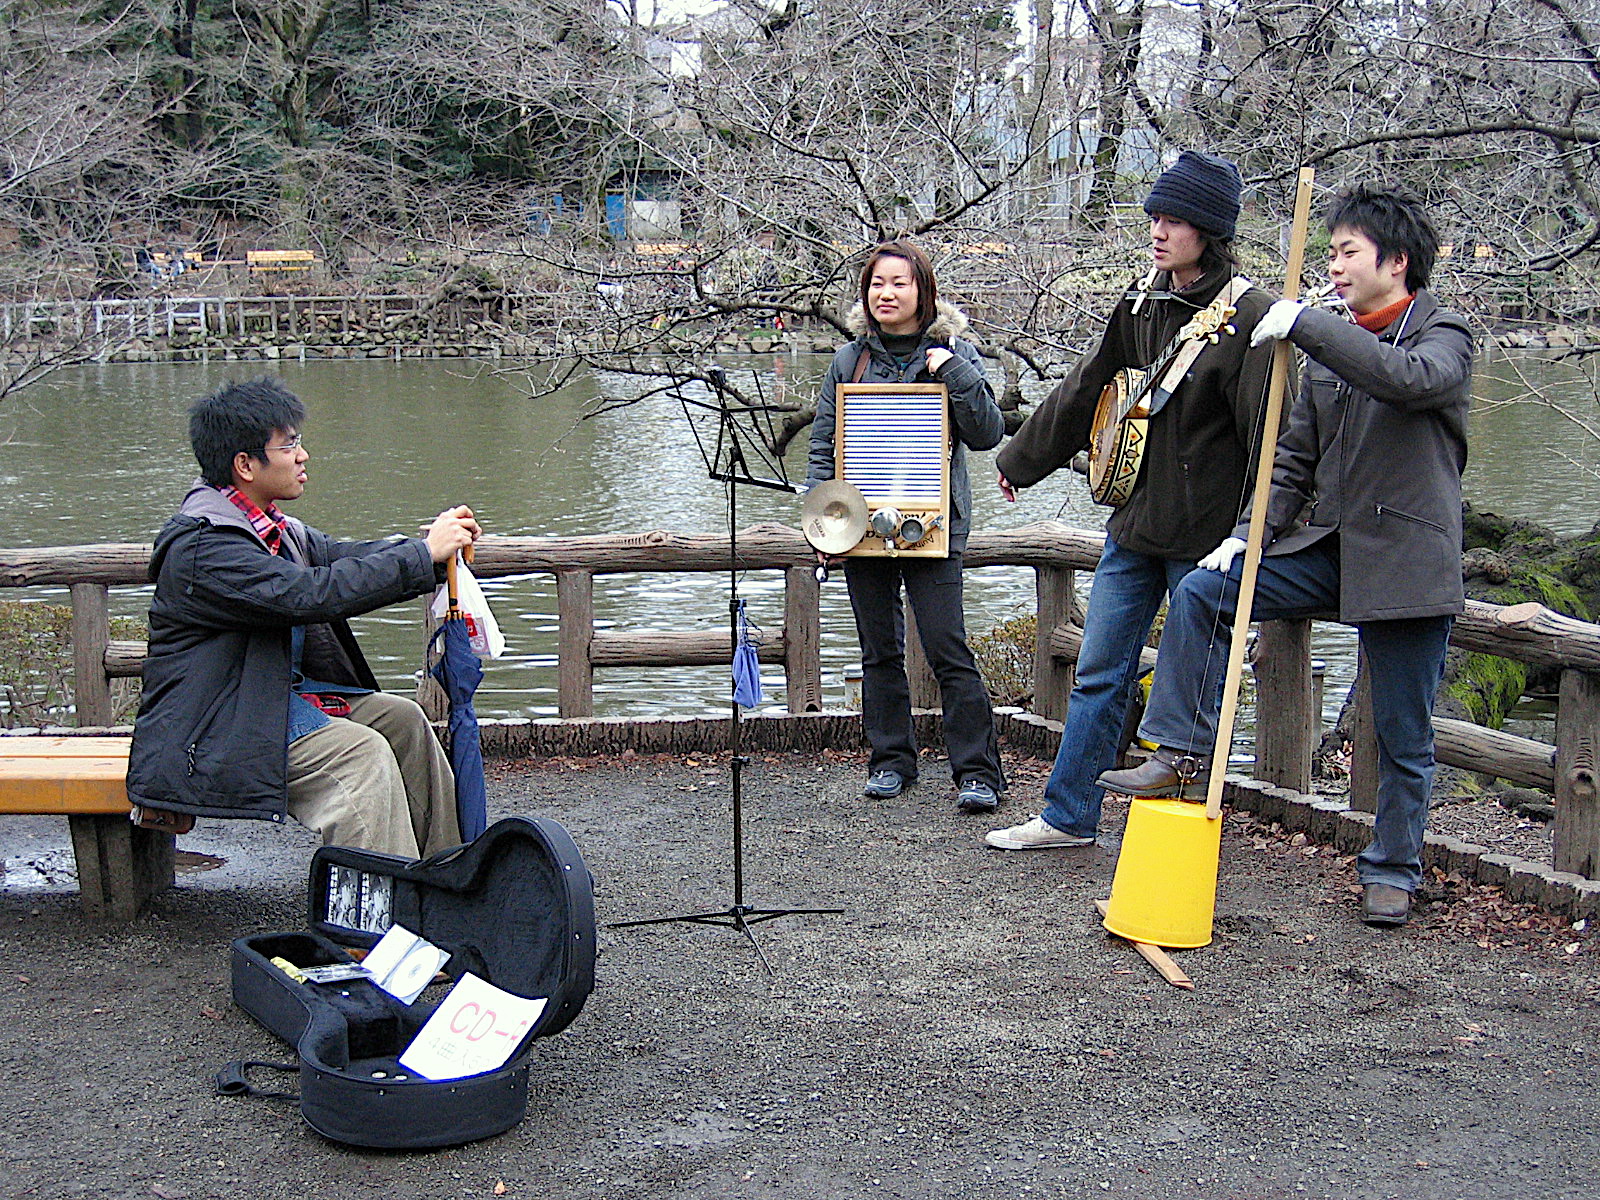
[1099,185,1471,927]
[986,150,1282,852]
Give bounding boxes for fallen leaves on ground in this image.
[1231,813,1591,958]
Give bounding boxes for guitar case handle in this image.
[214,1059,299,1102]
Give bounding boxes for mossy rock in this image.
[1464,549,1587,618]
[1442,648,1526,729]
[1462,501,1598,618]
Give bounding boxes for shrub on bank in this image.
[0,601,144,728]
[972,613,1036,709]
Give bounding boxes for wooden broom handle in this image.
[1204,167,1317,820]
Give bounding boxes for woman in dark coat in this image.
[806,241,1007,813]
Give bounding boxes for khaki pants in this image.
[286,692,461,858]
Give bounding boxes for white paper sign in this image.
[398,973,548,1081]
[362,925,450,1005]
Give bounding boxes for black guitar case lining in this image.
[225,816,595,1148]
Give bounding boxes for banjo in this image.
[1087,277,1255,507]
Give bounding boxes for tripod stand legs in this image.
[607,749,843,975]
[609,902,845,974]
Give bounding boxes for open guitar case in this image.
[218,816,595,1148]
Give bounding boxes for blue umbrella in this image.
[732,599,763,709]
[429,554,487,842]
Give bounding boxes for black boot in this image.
[1096,747,1210,800]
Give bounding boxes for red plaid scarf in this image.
[219,485,288,556]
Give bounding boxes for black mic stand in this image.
[609,366,843,973]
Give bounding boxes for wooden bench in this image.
[0,736,174,920]
[247,249,317,274]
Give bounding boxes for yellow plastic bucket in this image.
[1103,798,1223,948]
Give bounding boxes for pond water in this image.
[1,350,1594,737]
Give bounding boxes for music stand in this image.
[609,365,843,972]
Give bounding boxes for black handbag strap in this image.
[214,1059,299,1103]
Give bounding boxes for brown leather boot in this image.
[1361,883,1412,927]
[1095,747,1210,800]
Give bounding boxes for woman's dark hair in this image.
[859,240,939,333]
[189,376,306,486]
[1323,184,1439,292]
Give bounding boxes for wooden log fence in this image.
[3,521,1598,876]
[2,293,564,348]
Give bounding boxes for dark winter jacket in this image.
[126,483,442,821]
[806,301,1005,552]
[1237,291,1473,622]
[996,269,1281,561]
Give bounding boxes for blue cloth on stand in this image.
[732,599,763,709]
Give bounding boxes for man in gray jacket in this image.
[1099,184,1473,927]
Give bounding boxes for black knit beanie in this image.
[1143,151,1242,239]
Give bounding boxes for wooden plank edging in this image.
[460,710,1595,919]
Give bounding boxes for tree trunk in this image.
[1083,0,1145,231]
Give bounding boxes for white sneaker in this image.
[984,816,1094,850]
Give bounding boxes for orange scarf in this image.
[1354,294,1413,333]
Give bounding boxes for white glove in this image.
[1198,537,1247,573]
[1249,299,1306,347]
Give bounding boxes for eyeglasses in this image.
[263,434,303,453]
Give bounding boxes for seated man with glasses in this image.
[128,376,481,858]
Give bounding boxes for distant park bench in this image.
[247,249,317,274]
[0,736,177,921]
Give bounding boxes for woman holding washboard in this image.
[806,240,1007,815]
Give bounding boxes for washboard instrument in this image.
[1087,277,1254,508]
[834,382,951,557]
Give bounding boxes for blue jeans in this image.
[1039,537,1212,838]
[1139,538,1452,891]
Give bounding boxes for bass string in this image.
[1175,274,1287,768]
[1173,221,1348,767]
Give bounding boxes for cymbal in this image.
[801,480,869,555]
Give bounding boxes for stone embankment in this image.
[109,333,502,363]
[2,291,844,364]
[93,329,834,364]
[1491,326,1600,350]
[72,325,1600,364]
[8,287,1596,362]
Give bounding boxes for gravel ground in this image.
[2,749,1598,1200]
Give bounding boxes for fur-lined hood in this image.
[844,298,975,344]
